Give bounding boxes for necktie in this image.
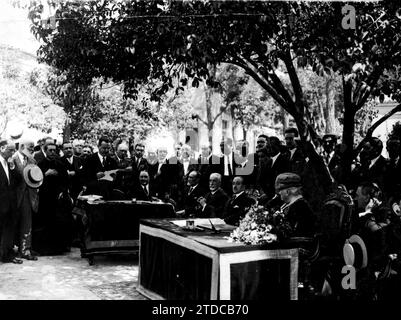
[188,186,194,195]
[144,186,149,196]
[102,157,105,167]
[23,157,27,167]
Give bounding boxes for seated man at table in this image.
[196,173,229,218]
[131,170,158,201]
[176,170,206,217]
[223,176,256,226]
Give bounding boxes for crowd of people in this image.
[1,128,401,299]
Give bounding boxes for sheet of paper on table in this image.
[171,218,229,229]
[99,169,119,182]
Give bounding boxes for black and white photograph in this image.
[0,0,401,306]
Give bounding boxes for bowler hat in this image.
[343,234,368,269]
[23,164,43,189]
[275,172,302,192]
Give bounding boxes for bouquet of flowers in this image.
[228,204,293,245]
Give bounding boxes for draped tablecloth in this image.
[138,218,299,300]
[73,201,175,261]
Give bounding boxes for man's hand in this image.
[197,197,207,208]
[45,169,58,176]
[67,170,76,177]
[96,172,105,179]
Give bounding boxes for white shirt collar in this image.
[369,155,381,168]
[271,152,280,166]
[211,188,220,195]
[289,148,297,160]
[233,191,245,199]
[17,151,25,164]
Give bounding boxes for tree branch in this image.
[354,103,401,157]
[230,54,291,112]
[282,49,304,111]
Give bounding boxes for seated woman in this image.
[273,172,317,241]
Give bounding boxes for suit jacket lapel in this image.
[0,161,9,185]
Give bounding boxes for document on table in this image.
[99,169,119,181]
[171,218,228,229]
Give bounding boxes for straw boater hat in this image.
[343,234,368,269]
[23,164,43,189]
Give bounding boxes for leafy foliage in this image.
[0,45,65,136]
[25,0,401,185]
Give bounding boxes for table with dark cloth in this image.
[138,219,299,300]
[72,200,175,264]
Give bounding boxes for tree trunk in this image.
[341,104,356,186]
[63,118,71,141]
[243,127,247,140]
[205,84,214,147]
[324,77,336,134]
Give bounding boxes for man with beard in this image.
[196,173,229,218]
[11,138,40,260]
[34,142,71,255]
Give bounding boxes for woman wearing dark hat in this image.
[274,172,317,239]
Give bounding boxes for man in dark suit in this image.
[197,173,229,218]
[33,136,54,165]
[131,143,149,174]
[61,141,84,200]
[384,137,401,199]
[35,142,71,255]
[11,138,39,260]
[112,140,131,169]
[132,170,157,201]
[259,136,289,200]
[197,144,220,190]
[219,137,241,196]
[223,176,256,226]
[166,144,185,204]
[322,134,342,179]
[81,136,118,197]
[0,139,21,264]
[285,128,306,176]
[362,137,387,192]
[177,170,206,217]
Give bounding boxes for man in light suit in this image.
[12,138,39,260]
[0,139,21,263]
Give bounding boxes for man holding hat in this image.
[275,172,316,239]
[11,138,43,260]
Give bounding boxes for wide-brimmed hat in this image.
[275,172,302,192]
[343,234,368,269]
[23,164,43,189]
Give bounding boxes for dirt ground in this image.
[0,248,148,300]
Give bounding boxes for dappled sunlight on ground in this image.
[0,248,147,300]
